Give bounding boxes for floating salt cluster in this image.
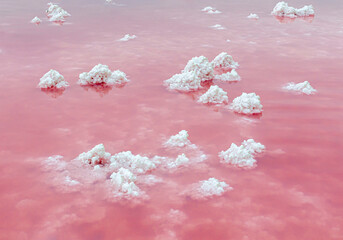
[78,144,111,166]
[212,52,239,70]
[31,16,42,24]
[164,130,193,148]
[167,154,190,169]
[284,81,316,95]
[46,2,71,22]
[118,34,137,42]
[187,178,231,199]
[271,2,315,18]
[202,6,221,14]
[38,70,69,89]
[110,151,157,174]
[210,24,225,30]
[247,13,259,19]
[230,92,263,114]
[214,69,241,82]
[198,85,229,104]
[78,64,129,86]
[110,167,141,197]
[219,139,265,169]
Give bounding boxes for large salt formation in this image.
[78,144,111,166]
[219,139,265,169]
[198,85,229,104]
[78,64,129,86]
[271,2,315,18]
[230,92,263,114]
[46,3,71,22]
[38,70,69,89]
[284,81,316,95]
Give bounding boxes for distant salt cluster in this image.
[219,139,265,169]
[118,34,137,42]
[284,81,316,95]
[187,178,232,200]
[198,85,229,104]
[210,24,225,30]
[230,92,263,114]
[247,13,259,19]
[202,6,221,14]
[78,64,129,86]
[46,2,71,22]
[271,2,315,18]
[31,16,42,24]
[38,70,69,89]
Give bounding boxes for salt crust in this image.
[198,85,229,104]
[167,154,189,168]
[164,130,192,148]
[210,24,225,30]
[118,34,137,41]
[247,13,259,19]
[31,16,42,24]
[284,81,316,95]
[230,92,263,114]
[110,151,157,174]
[214,69,241,82]
[271,2,315,18]
[188,178,231,199]
[46,3,71,22]
[219,139,265,168]
[38,69,69,89]
[110,167,140,197]
[78,64,129,86]
[78,144,111,166]
[211,52,239,70]
[202,6,221,14]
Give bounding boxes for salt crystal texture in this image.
[110,151,156,174]
[78,64,129,86]
[196,178,231,199]
[110,167,140,197]
[31,16,42,24]
[164,130,192,148]
[271,2,315,18]
[230,92,263,114]
[183,56,214,81]
[167,154,189,168]
[247,13,259,19]
[212,52,239,70]
[78,144,111,166]
[284,81,316,95]
[46,3,71,22]
[241,139,265,154]
[202,6,221,14]
[210,24,225,30]
[38,70,69,89]
[214,69,241,82]
[198,85,229,104]
[118,34,137,42]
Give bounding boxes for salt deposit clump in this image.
[110,167,140,197]
[230,92,263,114]
[110,151,157,174]
[210,24,225,30]
[38,70,69,89]
[164,130,192,148]
[219,139,265,169]
[31,16,42,24]
[118,34,137,42]
[46,3,71,22]
[78,64,129,86]
[167,154,190,168]
[198,85,229,104]
[192,178,231,199]
[284,81,316,95]
[78,144,111,166]
[247,13,259,19]
[183,56,214,81]
[202,6,221,14]
[271,2,315,18]
[214,69,241,82]
[211,52,239,70]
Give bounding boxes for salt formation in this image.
[198,85,229,104]
[46,3,71,22]
[247,13,259,19]
[219,139,265,168]
[31,16,42,24]
[271,2,315,18]
[230,92,263,114]
[38,70,69,89]
[192,178,231,199]
[212,52,239,70]
[110,151,157,174]
[118,34,137,42]
[77,144,111,166]
[214,70,241,82]
[210,24,225,30]
[110,167,140,197]
[202,6,221,14]
[78,64,129,86]
[284,81,316,95]
[165,56,214,91]
[167,154,189,168]
[164,130,192,148]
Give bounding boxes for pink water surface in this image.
[1,0,343,239]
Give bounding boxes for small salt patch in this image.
[31,16,42,24]
[198,85,229,104]
[118,34,137,42]
[214,69,241,82]
[212,52,239,70]
[230,92,263,115]
[38,70,69,89]
[110,151,157,174]
[167,153,189,168]
[271,2,315,18]
[77,144,111,166]
[164,130,192,148]
[202,6,221,14]
[210,24,225,30]
[187,178,232,199]
[110,167,141,197]
[247,13,259,19]
[284,81,316,95]
[46,3,71,22]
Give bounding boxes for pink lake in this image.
[0,0,343,239]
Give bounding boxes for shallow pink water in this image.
[1,0,343,239]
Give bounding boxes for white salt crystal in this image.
[183,56,214,81]
[230,92,263,114]
[46,3,71,22]
[241,139,265,154]
[38,69,69,89]
[219,143,256,168]
[284,81,316,95]
[214,69,241,82]
[31,16,42,24]
[247,13,259,19]
[210,24,225,30]
[110,167,140,196]
[202,6,221,14]
[167,153,189,168]
[164,130,192,148]
[118,34,137,42]
[271,2,314,18]
[198,85,229,104]
[212,52,239,70]
[78,144,111,166]
[110,151,156,174]
[198,178,231,198]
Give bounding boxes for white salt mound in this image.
[167,153,189,168]
[241,139,265,154]
[210,24,225,30]
[284,81,316,95]
[202,6,221,14]
[271,2,315,18]
[183,56,214,81]
[230,92,263,114]
[31,16,42,24]
[164,130,192,148]
[247,13,259,19]
[78,64,129,86]
[198,85,228,104]
[78,144,111,166]
[198,178,231,198]
[118,34,137,42]
[212,52,239,70]
[110,151,156,174]
[110,167,140,197]
[38,69,69,89]
[214,69,241,82]
[46,3,71,22]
